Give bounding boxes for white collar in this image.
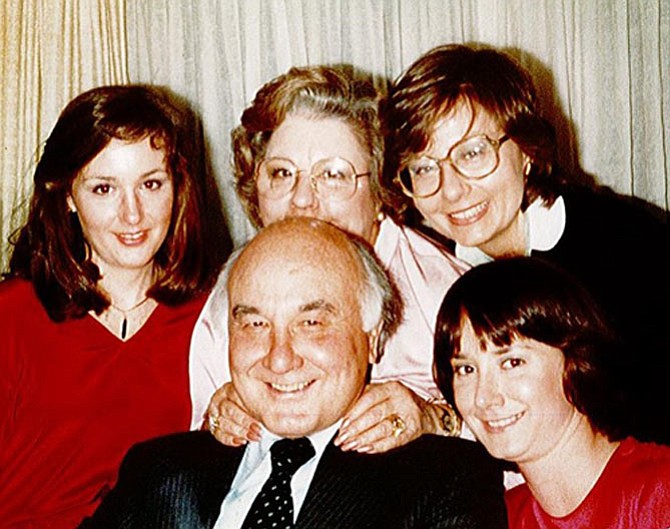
[253,420,343,463]
[455,196,565,266]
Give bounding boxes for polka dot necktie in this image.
[240,437,315,529]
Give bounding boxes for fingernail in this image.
[341,440,359,451]
[248,424,262,441]
[336,430,351,444]
[356,445,372,453]
[341,418,350,429]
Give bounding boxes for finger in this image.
[336,381,419,446]
[208,384,262,443]
[344,384,391,420]
[334,399,390,448]
[208,382,241,416]
[208,423,248,448]
[357,432,412,454]
[341,411,420,453]
[214,402,262,442]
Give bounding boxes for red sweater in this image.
[506,438,670,529]
[0,279,207,528]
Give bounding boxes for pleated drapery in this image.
[1,0,668,269]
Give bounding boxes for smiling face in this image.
[411,102,528,257]
[67,136,173,277]
[228,222,376,438]
[451,319,578,465]
[257,114,380,244]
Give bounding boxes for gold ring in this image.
[208,415,220,434]
[389,415,406,438]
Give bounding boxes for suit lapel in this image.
[193,439,247,528]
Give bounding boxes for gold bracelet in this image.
[428,398,462,437]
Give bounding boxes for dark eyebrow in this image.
[452,345,511,360]
[298,299,337,314]
[231,304,260,318]
[82,168,168,181]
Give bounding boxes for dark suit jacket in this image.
[79,431,507,528]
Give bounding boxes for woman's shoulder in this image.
[0,277,38,307]
[504,482,534,520]
[378,217,469,272]
[562,185,668,230]
[600,438,670,525]
[613,437,670,477]
[0,278,47,335]
[158,290,210,320]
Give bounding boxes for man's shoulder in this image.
[123,431,236,472]
[392,435,497,468]
[337,435,502,484]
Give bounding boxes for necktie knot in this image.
[240,437,315,529]
[270,437,315,477]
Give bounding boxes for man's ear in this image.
[367,323,383,364]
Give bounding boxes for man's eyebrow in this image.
[299,299,337,314]
[231,304,260,318]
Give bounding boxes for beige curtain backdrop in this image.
[0,0,128,271]
[2,0,668,269]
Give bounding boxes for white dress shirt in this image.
[213,421,341,529]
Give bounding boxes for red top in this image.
[0,279,207,528]
[506,437,670,529]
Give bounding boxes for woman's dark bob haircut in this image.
[8,85,216,321]
[434,257,627,441]
[384,43,563,220]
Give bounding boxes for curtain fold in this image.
[124,0,669,247]
[2,0,667,268]
[1,0,128,271]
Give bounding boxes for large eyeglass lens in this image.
[403,159,441,198]
[451,136,499,178]
[311,158,357,198]
[400,135,504,198]
[257,157,359,199]
[257,158,298,198]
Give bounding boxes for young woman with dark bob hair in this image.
[433,257,670,528]
[385,43,669,443]
[0,85,219,527]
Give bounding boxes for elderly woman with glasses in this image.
[384,43,669,444]
[190,65,469,453]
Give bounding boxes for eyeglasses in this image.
[397,134,509,198]
[256,157,370,201]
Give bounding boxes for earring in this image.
[523,161,533,177]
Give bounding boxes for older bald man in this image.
[80,218,505,529]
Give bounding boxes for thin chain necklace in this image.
[109,298,151,340]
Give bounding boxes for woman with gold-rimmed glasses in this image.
[190,65,469,454]
[385,43,669,445]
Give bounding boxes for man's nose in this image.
[262,329,304,374]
